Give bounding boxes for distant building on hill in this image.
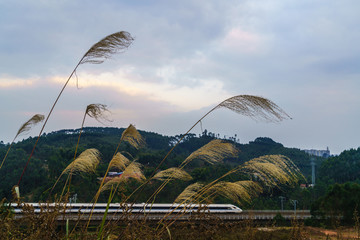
[303,147,330,158]
[97,171,123,183]
[108,172,123,177]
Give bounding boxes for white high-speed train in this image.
[7,202,242,214]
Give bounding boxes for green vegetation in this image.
[2,127,359,211]
[0,30,358,239]
[0,129,307,204]
[311,182,360,226]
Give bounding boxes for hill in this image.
[0,127,333,209]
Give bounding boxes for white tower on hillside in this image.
[310,157,316,186]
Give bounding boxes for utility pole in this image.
[279,196,286,210]
[290,199,298,215]
[69,193,77,204]
[310,157,316,186]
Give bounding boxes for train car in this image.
[7,202,242,215]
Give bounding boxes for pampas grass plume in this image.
[62,148,100,175]
[182,139,238,166]
[121,124,145,149]
[80,31,134,65]
[101,162,145,192]
[216,95,291,122]
[108,152,131,171]
[153,168,192,181]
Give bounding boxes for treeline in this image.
[0,127,359,217]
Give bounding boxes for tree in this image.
[311,182,360,225]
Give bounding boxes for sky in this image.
[0,0,359,155]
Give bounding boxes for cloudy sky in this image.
[1,0,359,154]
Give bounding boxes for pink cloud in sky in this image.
[220,28,262,54]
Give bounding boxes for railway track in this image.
[4,203,311,224]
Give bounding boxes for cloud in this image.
[1,0,360,155]
[219,28,264,54]
[50,68,230,111]
[0,76,38,88]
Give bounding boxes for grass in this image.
[2,206,353,240]
[0,31,314,239]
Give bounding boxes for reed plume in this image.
[17,31,134,185]
[80,31,134,65]
[207,181,262,205]
[101,162,145,192]
[0,114,44,169]
[15,114,45,138]
[181,139,238,166]
[121,124,145,150]
[55,104,110,199]
[174,181,261,205]
[108,152,131,171]
[72,104,110,162]
[96,124,144,195]
[143,94,290,193]
[161,155,300,234]
[61,148,100,175]
[52,149,100,200]
[175,155,301,205]
[216,95,291,122]
[163,180,262,234]
[251,154,302,181]
[240,155,303,188]
[153,168,193,181]
[86,124,144,228]
[119,161,145,182]
[174,183,204,203]
[145,139,238,204]
[85,104,111,122]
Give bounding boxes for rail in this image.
[3,203,311,224]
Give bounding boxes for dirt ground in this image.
[256,226,360,240]
[304,226,359,240]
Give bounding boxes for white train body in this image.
[8,202,242,215]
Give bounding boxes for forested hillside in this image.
[0,127,357,211]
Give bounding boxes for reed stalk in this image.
[98,185,114,240]
[155,155,302,234]
[0,114,44,169]
[16,31,134,187]
[125,95,291,204]
[85,124,144,229]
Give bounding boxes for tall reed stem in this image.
[17,64,81,186]
[125,106,217,203]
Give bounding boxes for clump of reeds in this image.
[50,148,101,199]
[0,201,65,240]
[64,103,110,194]
[3,30,308,239]
[144,94,291,186]
[97,124,145,195]
[16,31,134,188]
[174,154,302,206]
[153,154,303,235]
[144,139,237,202]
